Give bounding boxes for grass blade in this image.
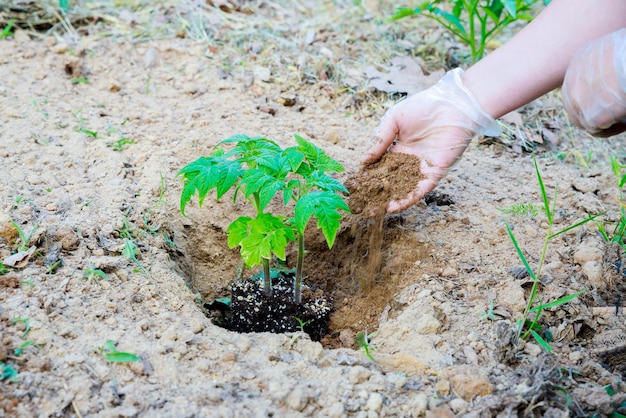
[530,288,585,311]
[504,220,537,281]
[550,213,605,239]
[530,330,554,354]
[534,158,552,223]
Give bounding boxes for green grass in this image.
[498,202,539,218]
[503,158,600,351]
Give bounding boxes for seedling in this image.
[121,238,148,275]
[0,19,15,39]
[12,317,30,338]
[72,110,98,138]
[391,0,548,62]
[356,330,376,362]
[46,260,62,274]
[0,263,8,276]
[98,340,141,363]
[179,134,349,303]
[84,265,107,282]
[504,158,600,352]
[0,363,18,382]
[14,341,38,356]
[10,220,38,252]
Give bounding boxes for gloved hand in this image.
[363,68,501,213]
[563,28,626,137]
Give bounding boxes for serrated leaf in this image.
[178,154,229,216]
[295,135,344,173]
[295,191,349,247]
[226,216,252,248]
[237,214,294,267]
[282,147,305,172]
[309,171,349,194]
[216,160,243,199]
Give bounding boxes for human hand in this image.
[563,28,626,137]
[362,68,500,213]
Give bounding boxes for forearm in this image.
[462,0,626,119]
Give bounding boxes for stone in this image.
[573,238,604,265]
[411,393,428,416]
[497,281,526,313]
[286,386,308,411]
[449,398,468,414]
[366,393,383,412]
[582,261,603,284]
[415,313,442,335]
[441,365,493,400]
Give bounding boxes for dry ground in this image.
[1,1,626,417]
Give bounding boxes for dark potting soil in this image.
[210,272,331,342]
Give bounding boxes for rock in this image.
[497,281,526,313]
[441,267,458,278]
[449,398,468,414]
[349,365,371,384]
[573,238,604,265]
[415,313,441,335]
[582,261,604,284]
[440,365,493,400]
[366,393,383,412]
[377,353,429,375]
[524,342,542,357]
[325,402,345,418]
[569,351,583,362]
[426,405,455,418]
[572,177,598,194]
[410,393,428,416]
[286,386,308,411]
[435,379,450,396]
[189,318,205,334]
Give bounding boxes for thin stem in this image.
[262,258,272,297]
[294,232,305,304]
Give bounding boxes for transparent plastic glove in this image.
[563,28,626,137]
[363,68,501,213]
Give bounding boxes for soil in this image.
[2,3,626,417]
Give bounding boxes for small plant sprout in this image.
[12,317,31,338]
[503,158,600,352]
[98,340,141,363]
[0,19,15,39]
[0,363,18,382]
[498,202,539,218]
[596,155,626,250]
[84,264,107,282]
[179,134,350,303]
[10,220,38,252]
[356,330,376,362]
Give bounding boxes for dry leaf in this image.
[3,246,36,268]
[365,56,444,95]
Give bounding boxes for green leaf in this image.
[530,330,555,354]
[241,169,284,211]
[282,147,305,172]
[59,0,69,13]
[308,171,349,194]
[549,212,605,239]
[236,214,294,267]
[390,7,418,21]
[534,158,553,223]
[178,152,242,215]
[504,220,537,281]
[226,216,252,248]
[105,352,141,363]
[295,135,344,173]
[295,191,349,247]
[0,19,15,40]
[501,0,517,17]
[530,288,586,311]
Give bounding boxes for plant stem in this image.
[262,258,272,296]
[294,232,305,304]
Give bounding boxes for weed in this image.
[71,77,89,84]
[0,362,18,382]
[98,340,141,363]
[20,277,35,288]
[10,220,38,252]
[12,317,30,338]
[84,264,107,282]
[121,238,147,275]
[356,330,376,362]
[0,19,15,39]
[498,202,539,218]
[480,298,497,321]
[107,137,134,151]
[390,0,547,62]
[0,263,9,276]
[596,156,626,250]
[14,341,38,356]
[503,158,599,352]
[46,260,62,274]
[72,110,98,138]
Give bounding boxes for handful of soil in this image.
[346,152,424,216]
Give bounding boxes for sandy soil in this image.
[1,4,626,417]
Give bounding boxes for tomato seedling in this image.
[179,134,350,303]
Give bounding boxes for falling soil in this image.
[344,152,424,290]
